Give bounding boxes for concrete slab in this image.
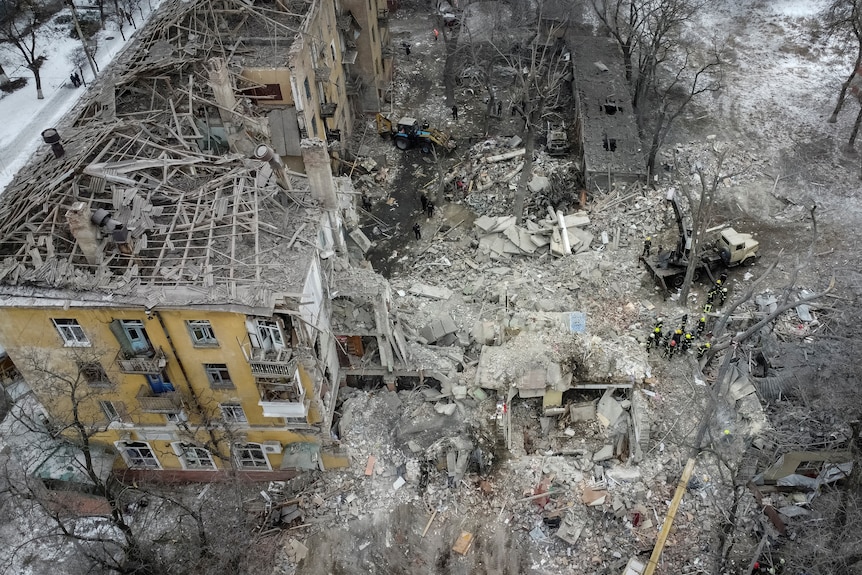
[570,400,597,422]
[563,212,590,228]
[349,228,372,253]
[593,444,614,462]
[409,283,453,300]
[597,389,624,428]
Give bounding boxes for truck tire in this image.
[692,269,701,282]
[395,137,410,150]
[421,142,432,153]
[741,256,755,267]
[673,274,685,288]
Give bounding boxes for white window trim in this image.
[53,318,90,347]
[100,400,120,422]
[233,443,271,471]
[219,402,247,424]
[187,320,218,347]
[115,441,161,470]
[205,364,234,389]
[171,442,217,470]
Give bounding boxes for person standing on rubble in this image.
[682,332,694,352]
[420,193,429,213]
[413,222,421,240]
[696,315,707,338]
[451,104,458,121]
[642,236,651,257]
[697,342,711,359]
[664,337,677,359]
[426,200,435,219]
[646,319,663,351]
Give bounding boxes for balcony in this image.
[136,385,181,413]
[320,102,337,118]
[345,75,362,96]
[116,348,166,374]
[241,342,295,377]
[258,381,308,419]
[377,8,388,22]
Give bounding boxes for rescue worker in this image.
[664,337,677,359]
[646,319,663,351]
[697,342,711,359]
[679,314,689,333]
[682,332,694,352]
[696,315,707,338]
[642,236,652,257]
[717,285,729,306]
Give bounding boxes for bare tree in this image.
[824,0,862,124]
[592,0,722,178]
[0,63,9,86]
[0,0,48,99]
[0,344,271,574]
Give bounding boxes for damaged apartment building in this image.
[0,0,411,478]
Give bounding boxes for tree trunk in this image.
[646,105,666,182]
[0,64,8,87]
[848,104,862,149]
[34,70,43,99]
[828,48,862,123]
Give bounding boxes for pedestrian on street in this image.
[426,200,434,219]
[413,222,421,240]
[451,104,458,121]
[73,72,81,86]
[433,28,439,41]
[70,73,79,87]
[642,236,651,257]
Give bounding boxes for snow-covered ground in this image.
[0,1,161,192]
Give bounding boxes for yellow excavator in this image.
[375,113,456,153]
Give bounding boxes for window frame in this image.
[79,361,112,388]
[100,400,121,422]
[204,364,234,389]
[187,320,219,347]
[172,442,217,470]
[116,441,161,469]
[234,443,271,470]
[53,318,90,347]
[219,402,247,424]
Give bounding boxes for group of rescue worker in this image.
[646,273,731,360]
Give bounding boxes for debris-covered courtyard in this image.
[0,0,860,573]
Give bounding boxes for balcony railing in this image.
[258,381,308,418]
[260,398,310,419]
[136,385,181,413]
[240,341,295,377]
[116,348,166,374]
[320,102,337,118]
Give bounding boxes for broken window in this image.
[53,318,89,347]
[110,319,153,357]
[219,402,247,423]
[602,98,623,115]
[187,320,218,347]
[603,136,617,152]
[234,443,270,470]
[172,442,216,470]
[205,364,233,389]
[116,441,160,469]
[79,361,111,387]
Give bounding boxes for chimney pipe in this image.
[253,145,290,190]
[41,128,65,159]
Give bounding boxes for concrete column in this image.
[300,138,337,210]
[384,375,397,392]
[65,202,100,265]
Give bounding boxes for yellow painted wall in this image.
[0,304,324,473]
[240,68,295,106]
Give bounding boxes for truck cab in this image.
[718,228,759,266]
